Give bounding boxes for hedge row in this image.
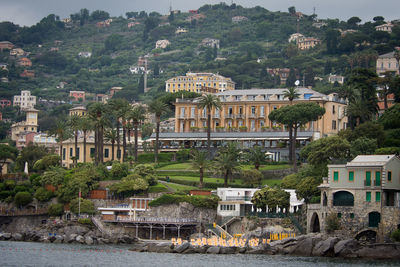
[137,153,174,163]
[158,177,245,189]
[149,193,219,209]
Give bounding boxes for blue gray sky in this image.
[1,0,399,26]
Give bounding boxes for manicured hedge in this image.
[137,153,174,163]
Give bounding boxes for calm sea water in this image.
[0,241,397,267]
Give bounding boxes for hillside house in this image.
[201,38,220,49]
[232,16,248,23]
[10,48,25,57]
[297,37,321,50]
[69,91,85,102]
[78,52,92,58]
[155,40,170,49]
[376,51,400,75]
[16,57,32,67]
[0,41,14,50]
[376,22,394,33]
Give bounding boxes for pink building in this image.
[69,91,85,102]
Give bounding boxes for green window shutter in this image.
[105,149,109,158]
[366,171,371,186]
[333,171,339,182]
[375,171,381,186]
[375,192,381,202]
[349,171,354,182]
[388,171,392,182]
[76,147,80,160]
[70,148,73,157]
[366,192,371,202]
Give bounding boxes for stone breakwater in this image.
[129,234,400,260]
[0,223,137,245]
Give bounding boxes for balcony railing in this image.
[225,196,252,201]
[225,114,234,119]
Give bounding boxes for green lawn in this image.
[166,183,197,192]
[148,182,169,193]
[156,163,193,170]
[169,175,281,187]
[157,162,291,172]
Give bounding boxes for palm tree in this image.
[198,94,221,158]
[78,116,93,163]
[88,103,108,164]
[214,144,240,187]
[246,146,266,170]
[148,100,170,163]
[283,87,300,164]
[120,102,132,162]
[129,105,147,162]
[104,128,118,161]
[108,99,128,160]
[191,150,209,189]
[68,114,81,167]
[50,119,71,166]
[283,87,300,104]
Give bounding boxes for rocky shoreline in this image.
[129,234,400,260]
[1,224,400,260]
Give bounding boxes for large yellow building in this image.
[165,72,235,93]
[11,108,38,141]
[174,88,347,137]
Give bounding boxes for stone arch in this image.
[333,191,354,206]
[310,212,320,233]
[368,211,381,228]
[355,229,377,243]
[322,192,328,206]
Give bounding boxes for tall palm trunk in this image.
[116,120,121,160]
[74,130,78,167]
[99,126,104,164]
[288,126,293,164]
[199,167,204,189]
[111,140,115,161]
[154,117,160,163]
[94,129,98,165]
[59,143,63,167]
[224,171,228,187]
[134,122,139,162]
[207,107,211,158]
[83,130,87,163]
[122,122,127,162]
[292,126,298,171]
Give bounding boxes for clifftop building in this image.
[307,155,400,242]
[165,72,235,93]
[376,51,400,75]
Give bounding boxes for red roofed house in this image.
[0,41,14,50]
[17,57,32,67]
[20,70,35,78]
[0,99,11,108]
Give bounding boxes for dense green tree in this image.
[198,94,221,158]
[0,144,18,174]
[296,176,321,203]
[105,34,123,52]
[104,128,118,161]
[34,187,54,202]
[379,104,400,130]
[350,137,377,157]
[88,103,108,164]
[33,154,61,171]
[110,161,130,179]
[48,203,64,216]
[269,103,325,170]
[70,198,95,214]
[241,169,262,187]
[16,144,48,172]
[252,187,290,212]
[285,68,297,87]
[14,191,33,207]
[109,173,149,196]
[300,136,351,168]
[90,10,110,21]
[40,167,66,189]
[325,29,340,54]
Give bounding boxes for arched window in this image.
[333,191,354,206]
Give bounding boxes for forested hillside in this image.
[0,3,399,106]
